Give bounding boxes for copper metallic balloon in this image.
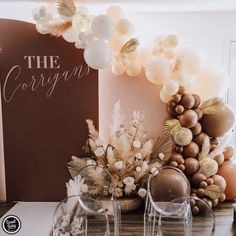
[201,105,235,138]
[150,168,189,202]
[179,110,198,128]
[218,160,236,200]
[180,94,195,109]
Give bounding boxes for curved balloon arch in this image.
[33,0,229,104]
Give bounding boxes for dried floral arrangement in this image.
[67,101,172,199]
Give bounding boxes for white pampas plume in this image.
[86,119,98,139]
[89,139,97,152]
[141,140,153,158]
[208,135,231,159]
[199,137,211,160]
[107,146,116,165]
[111,100,125,133]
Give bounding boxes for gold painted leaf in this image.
[120,38,139,54]
[200,97,224,115]
[204,185,223,200]
[150,135,172,164]
[57,0,76,17]
[48,21,72,37]
[163,119,181,136]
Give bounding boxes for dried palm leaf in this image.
[120,38,139,54]
[67,158,87,178]
[200,97,224,115]
[163,119,181,136]
[57,0,76,17]
[150,135,172,164]
[204,185,223,200]
[48,21,72,37]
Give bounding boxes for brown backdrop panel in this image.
[0,19,98,201]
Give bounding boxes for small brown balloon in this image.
[178,164,185,171]
[179,110,198,128]
[210,144,217,152]
[172,93,182,103]
[205,178,214,185]
[223,145,235,160]
[184,158,200,176]
[178,86,186,95]
[182,142,200,158]
[194,108,203,120]
[197,188,205,197]
[200,105,235,138]
[175,105,185,114]
[180,94,195,109]
[174,145,184,154]
[193,94,201,108]
[167,105,177,116]
[191,172,207,186]
[215,154,225,166]
[199,180,208,188]
[193,132,209,147]
[192,206,199,215]
[170,161,178,167]
[191,122,202,136]
[170,153,184,163]
[211,138,219,145]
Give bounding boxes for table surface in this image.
[0,201,236,236]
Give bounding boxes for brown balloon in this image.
[150,168,189,202]
[180,94,195,109]
[193,94,201,108]
[201,105,235,138]
[182,142,200,158]
[179,110,198,128]
[184,158,200,176]
[191,122,202,136]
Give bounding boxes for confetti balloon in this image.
[91,15,115,40]
[84,40,112,70]
[145,58,172,85]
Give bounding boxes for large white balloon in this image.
[145,57,172,85]
[84,40,113,70]
[193,68,229,101]
[62,28,77,43]
[91,15,115,40]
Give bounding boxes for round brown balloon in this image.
[182,142,200,158]
[200,105,235,138]
[179,110,198,128]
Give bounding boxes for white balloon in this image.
[91,15,115,40]
[32,8,40,21]
[139,49,153,66]
[75,40,87,49]
[160,89,172,103]
[126,62,141,77]
[109,33,127,53]
[193,68,228,100]
[84,40,112,70]
[107,5,123,21]
[36,19,49,34]
[112,62,126,75]
[145,58,172,85]
[163,79,179,96]
[62,28,77,43]
[116,18,134,35]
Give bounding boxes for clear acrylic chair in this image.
[67,164,121,236]
[144,166,191,236]
[53,195,111,236]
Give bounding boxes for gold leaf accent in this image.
[150,135,172,164]
[120,38,139,54]
[48,21,72,37]
[204,185,223,200]
[57,0,76,17]
[200,97,224,115]
[163,119,181,136]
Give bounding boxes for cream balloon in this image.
[193,68,229,101]
[116,18,134,35]
[91,14,115,40]
[36,18,49,35]
[145,58,172,85]
[112,62,126,75]
[84,40,112,70]
[107,5,123,21]
[160,89,172,103]
[62,28,77,43]
[126,62,141,77]
[163,79,179,96]
[139,49,153,66]
[109,33,126,53]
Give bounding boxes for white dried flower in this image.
[86,159,96,166]
[151,167,159,176]
[133,140,141,148]
[138,188,147,198]
[94,147,105,157]
[114,161,124,170]
[66,175,84,197]
[141,161,149,172]
[135,152,142,160]
[123,176,135,186]
[81,184,88,193]
[124,184,136,194]
[114,187,123,198]
[95,139,103,146]
[158,152,165,160]
[136,166,142,172]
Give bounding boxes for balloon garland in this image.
[33,0,236,210]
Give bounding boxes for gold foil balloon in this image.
[199,158,218,178]
[201,105,235,138]
[173,127,193,146]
